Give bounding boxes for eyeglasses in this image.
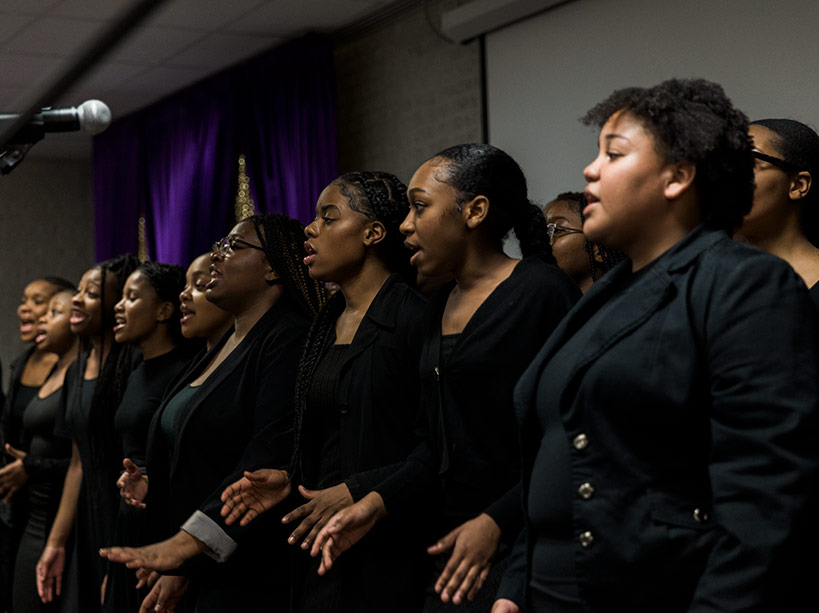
[546,222,584,243]
[752,150,802,173]
[212,235,265,257]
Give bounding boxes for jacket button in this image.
[573,433,588,450]
[578,531,594,548]
[693,508,709,523]
[578,482,595,499]
[434,366,440,380]
[339,402,349,415]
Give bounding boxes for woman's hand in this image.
[36,543,66,603]
[140,575,189,613]
[310,491,387,574]
[282,483,353,549]
[219,468,291,526]
[428,513,501,605]
[117,458,148,509]
[0,444,29,502]
[99,530,207,571]
[491,598,521,612]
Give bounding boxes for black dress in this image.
[12,387,72,613]
[104,348,191,613]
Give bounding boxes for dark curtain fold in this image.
[93,34,337,265]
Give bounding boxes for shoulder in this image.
[379,275,427,314]
[508,256,582,307]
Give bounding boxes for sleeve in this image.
[485,483,525,544]
[687,254,819,612]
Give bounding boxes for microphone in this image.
[0,99,112,144]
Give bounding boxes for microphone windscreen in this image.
[78,99,111,135]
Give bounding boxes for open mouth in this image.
[19,318,35,334]
[303,241,316,266]
[180,304,195,324]
[34,329,47,344]
[404,241,421,266]
[113,315,126,333]
[207,265,222,289]
[69,309,87,325]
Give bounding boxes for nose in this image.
[210,250,224,263]
[305,219,318,238]
[38,312,48,325]
[399,211,414,236]
[72,292,82,307]
[114,297,125,313]
[583,154,601,183]
[179,286,191,303]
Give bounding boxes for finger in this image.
[55,573,62,597]
[282,501,313,525]
[287,513,318,545]
[220,496,247,523]
[468,565,491,601]
[301,514,330,550]
[123,458,140,474]
[318,538,336,575]
[5,444,25,460]
[244,470,269,483]
[135,568,150,589]
[434,549,464,595]
[139,587,158,613]
[440,558,471,603]
[297,485,318,500]
[452,561,482,605]
[427,529,458,555]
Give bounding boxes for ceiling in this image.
[0,0,400,158]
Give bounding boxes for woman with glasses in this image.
[735,119,819,307]
[308,144,579,612]
[544,192,624,293]
[102,214,324,613]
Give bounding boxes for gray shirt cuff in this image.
[181,510,237,563]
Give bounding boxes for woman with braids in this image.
[489,79,819,613]
[9,285,78,613]
[1,276,73,611]
[103,262,191,613]
[36,254,141,612]
[309,144,580,612]
[735,119,819,307]
[101,213,323,613]
[543,192,624,292]
[178,253,233,351]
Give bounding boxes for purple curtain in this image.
[93,34,337,265]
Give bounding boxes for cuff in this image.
[181,511,237,563]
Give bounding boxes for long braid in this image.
[555,191,625,279]
[248,213,326,319]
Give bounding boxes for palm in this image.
[220,469,290,526]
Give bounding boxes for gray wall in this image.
[334,2,484,184]
[0,158,94,390]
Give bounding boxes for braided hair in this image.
[335,170,413,282]
[246,213,326,320]
[288,171,412,474]
[84,254,141,520]
[750,119,819,247]
[553,192,625,280]
[135,261,186,345]
[41,276,77,293]
[432,143,554,262]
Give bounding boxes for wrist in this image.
[363,491,388,520]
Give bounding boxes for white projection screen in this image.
[486,0,819,214]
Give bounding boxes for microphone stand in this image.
[0,0,169,174]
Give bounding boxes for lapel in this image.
[340,274,401,372]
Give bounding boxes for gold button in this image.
[693,508,709,523]
[573,433,588,450]
[578,531,594,548]
[578,482,595,499]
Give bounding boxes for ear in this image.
[363,221,386,247]
[591,243,604,265]
[663,162,697,201]
[788,171,812,202]
[155,301,175,322]
[264,267,281,285]
[463,195,490,230]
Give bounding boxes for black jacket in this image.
[500,227,819,611]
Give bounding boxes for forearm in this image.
[45,444,82,546]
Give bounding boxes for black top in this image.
[373,257,580,542]
[501,227,819,611]
[160,385,199,449]
[0,348,36,457]
[304,343,348,490]
[114,347,190,468]
[810,281,819,309]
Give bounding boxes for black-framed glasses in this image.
[546,222,584,243]
[212,235,265,257]
[752,150,803,173]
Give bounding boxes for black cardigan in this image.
[500,227,819,610]
[372,257,580,543]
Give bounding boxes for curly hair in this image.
[552,191,626,280]
[246,213,326,319]
[431,143,554,261]
[335,170,414,281]
[582,78,754,233]
[136,261,186,344]
[750,118,819,246]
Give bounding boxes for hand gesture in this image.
[99,530,207,571]
[140,575,189,613]
[117,458,148,509]
[491,598,521,612]
[219,468,291,526]
[428,513,501,605]
[36,543,66,603]
[310,491,387,574]
[282,483,353,549]
[0,443,29,502]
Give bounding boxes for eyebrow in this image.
[604,133,630,143]
[318,204,340,215]
[407,187,430,197]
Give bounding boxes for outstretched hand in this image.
[491,598,521,612]
[0,443,28,503]
[310,491,387,575]
[140,575,189,613]
[99,530,207,571]
[428,513,501,605]
[220,468,291,526]
[282,483,353,549]
[36,543,66,603]
[117,458,148,509]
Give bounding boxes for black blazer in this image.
[500,227,819,611]
[373,257,580,543]
[145,296,310,587]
